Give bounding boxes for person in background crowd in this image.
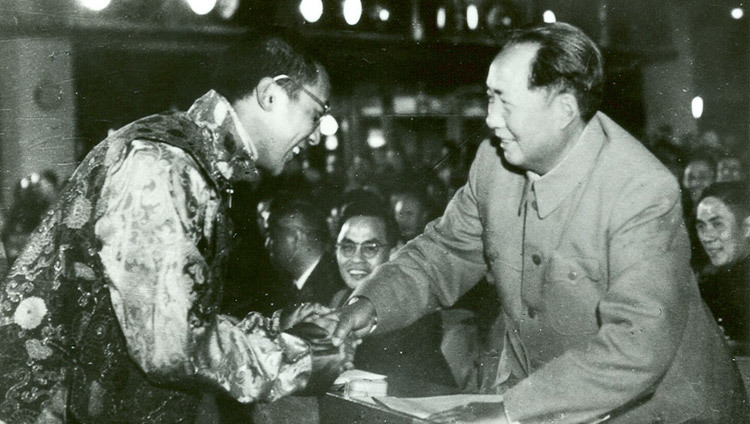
[2,170,60,265]
[682,149,719,270]
[391,185,433,244]
[0,26,353,424]
[331,22,748,423]
[266,192,347,308]
[695,182,750,349]
[682,148,718,207]
[331,194,455,388]
[717,154,747,183]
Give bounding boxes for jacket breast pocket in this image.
[543,254,603,336]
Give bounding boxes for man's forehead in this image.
[487,43,537,87]
[339,216,387,239]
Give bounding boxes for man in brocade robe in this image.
[0,26,349,423]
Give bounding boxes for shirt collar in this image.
[527,114,606,219]
[187,90,258,161]
[295,257,321,291]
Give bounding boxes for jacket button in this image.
[532,254,542,265]
[528,307,536,319]
[568,271,578,280]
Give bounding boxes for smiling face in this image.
[335,216,391,290]
[696,196,750,267]
[485,43,573,175]
[250,69,331,175]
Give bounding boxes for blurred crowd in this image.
[1,123,747,398]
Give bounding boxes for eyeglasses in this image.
[336,241,388,259]
[273,74,330,116]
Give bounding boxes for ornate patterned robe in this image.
[0,91,312,423]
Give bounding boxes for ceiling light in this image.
[186,0,217,15]
[543,10,556,23]
[217,0,240,20]
[79,0,111,11]
[343,0,363,25]
[378,8,390,21]
[466,4,479,30]
[325,135,339,151]
[320,115,339,136]
[300,0,324,23]
[437,7,446,29]
[692,96,704,119]
[731,7,744,19]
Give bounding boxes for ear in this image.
[255,76,279,112]
[553,92,580,129]
[743,216,750,239]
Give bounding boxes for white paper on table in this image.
[333,369,387,385]
[372,394,504,420]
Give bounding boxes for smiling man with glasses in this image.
[0,25,349,424]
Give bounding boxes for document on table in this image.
[372,394,504,420]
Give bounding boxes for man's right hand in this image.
[330,297,377,347]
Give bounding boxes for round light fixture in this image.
[187,0,217,15]
[343,0,363,25]
[543,10,556,23]
[320,115,339,136]
[300,0,324,23]
[79,0,111,11]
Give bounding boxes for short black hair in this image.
[504,22,604,122]
[338,192,399,247]
[212,25,324,104]
[699,181,750,221]
[686,148,718,174]
[267,192,330,245]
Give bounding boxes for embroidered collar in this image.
[524,113,606,219]
[187,90,259,182]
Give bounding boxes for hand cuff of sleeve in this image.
[346,296,378,334]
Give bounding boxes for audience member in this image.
[2,170,60,265]
[266,192,347,307]
[717,154,746,183]
[331,194,455,388]
[682,149,719,270]
[0,26,351,423]
[682,148,718,207]
[695,182,750,349]
[391,185,433,244]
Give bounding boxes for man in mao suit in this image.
[332,23,749,423]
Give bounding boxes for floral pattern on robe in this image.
[0,91,311,424]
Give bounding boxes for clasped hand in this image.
[281,303,358,394]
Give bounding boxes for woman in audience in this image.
[695,181,750,350]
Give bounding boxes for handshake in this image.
[280,303,360,395]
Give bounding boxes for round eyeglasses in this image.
[336,241,387,259]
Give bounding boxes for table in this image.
[318,374,460,424]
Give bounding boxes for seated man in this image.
[266,192,347,308]
[332,194,455,388]
[695,181,750,350]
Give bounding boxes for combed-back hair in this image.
[212,25,323,104]
[504,22,604,121]
[699,181,750,221]
[338,190,400,247]
[267,191,330,245]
